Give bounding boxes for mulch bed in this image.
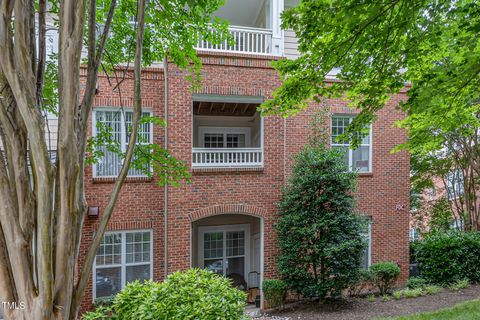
[256,284,480,320]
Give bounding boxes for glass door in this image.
[200,226,248,281]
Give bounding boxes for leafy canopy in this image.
[261,0,480,149]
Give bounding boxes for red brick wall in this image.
[78,51,410,312]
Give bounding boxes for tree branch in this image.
[71,1,148,317]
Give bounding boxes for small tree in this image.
[276,146,366,300]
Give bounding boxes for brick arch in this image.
[188,204,269,222]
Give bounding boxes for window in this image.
[93,109,152,177]
[450,219,464,231]
[446,170,464,200]
[359,220,372,269]
[94,230,152,299]
[331,116,372,172]
[199,127,250,148]
[409,228,420,242]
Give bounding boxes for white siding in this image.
[284,29,300,59]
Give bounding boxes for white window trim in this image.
[92,229,153,301]
[198,126,252,148]
[331,115,373,173]
[198,224,250,282]
[92,108,153,177]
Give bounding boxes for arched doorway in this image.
[191,213,263,298]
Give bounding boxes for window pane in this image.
[226,231,245,257]
[204,232,223,259]
[352,146,370,172]
[331,116,349,144]
[332,146,349,169]
[96,233,122,266]
[227,257,245,278]
[359,223,371,269]
[95,111,122,177]
[226,134,246,148]
[204,259,223,275]
[126,231,151,264]
[95,267,121,298]
[126,264,151,283]
[204,134,224,148]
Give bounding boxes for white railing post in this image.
[192,148,263,168]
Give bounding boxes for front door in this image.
[199,224,250,282]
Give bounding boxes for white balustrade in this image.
[196,26,273,55]
[192,148,263,168]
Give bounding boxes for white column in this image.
[270,0,284,56]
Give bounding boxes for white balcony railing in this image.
[192,148,263,168]
[197,26,273,55]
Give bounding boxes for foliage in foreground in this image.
[370,262,401,295]
[276,146,367,300]
[82,269,247,320]
[414,232,480,285]
[382,299,480,320]
[263,279,288,308]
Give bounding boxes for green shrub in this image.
[348,269,375,297]
[81,306,114,320]
[263,279,288,308]
[415,231,480,285]
[367,294,376,302]
[407,277,428,289]
[276,147,367,300]
[93,296,115,308]
[392,290,402,300]
[449,278,469,291]
[370,262,401,295]
[424,285,442,295]
[402,288,424,298]
[382,294,390,302]
[84,269,247,320]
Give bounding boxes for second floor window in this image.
[331,116,372,172]
[93,109,152,177]
[446,170,464,200]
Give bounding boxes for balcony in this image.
[197,0,283,56]
[192,95,263,169]
[192,148,263,168]
[197,26,273,55]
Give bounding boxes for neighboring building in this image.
[32,0,410,312]
[409,171,466,237]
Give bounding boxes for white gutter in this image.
[163,57,169,278]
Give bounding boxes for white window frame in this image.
[360,221,372,269]
[92,108,153,177]
[199,127,251,148]
[198,224,250,281]
[331,115,373,173]
[92,229,153,300]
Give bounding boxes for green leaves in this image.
[276,146,366,299]
[107,269,247,320]
[262,0,480,150]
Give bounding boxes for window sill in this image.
[91,176,153,183]
[192,166,264,174]
[358,172,373,177]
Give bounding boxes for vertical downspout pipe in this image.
[163,57,169,278]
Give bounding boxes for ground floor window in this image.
[94,230,152,299]
[359,221,372,269]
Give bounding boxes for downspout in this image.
[163,57,169,278]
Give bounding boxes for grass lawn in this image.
[382,299,480,320]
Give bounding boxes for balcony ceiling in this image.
[214,0,266,27]
[193,101,258,117]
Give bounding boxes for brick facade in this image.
[78,51,410,312]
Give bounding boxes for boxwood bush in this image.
[415,231,480,285]
[370,262,400,295]
[263,279,288,308]
[83,269,247,320]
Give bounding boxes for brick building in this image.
[75,0,411,312]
